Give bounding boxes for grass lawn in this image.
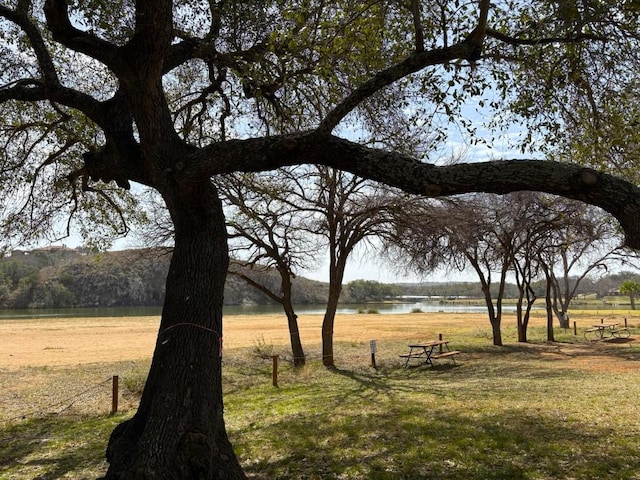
[2,310,640,479]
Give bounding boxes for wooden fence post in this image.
[111,375,119,415]
[573,321,577,336]
[272,355,278,387]
[370,340,377,369]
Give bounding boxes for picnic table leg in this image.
[403,347,415,369]
[425,347,434,366]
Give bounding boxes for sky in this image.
[299,254,474,284]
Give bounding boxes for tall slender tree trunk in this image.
[480,282,502,346]
[283,303,305,366]
[280,273,305,366]
[322,253,348,367]
[546,277,555,342]
[516,293,525,342]
[232,270,305,366]
[104,181,246,479]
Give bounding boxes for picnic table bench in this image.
[400,340,461,368]
[584,322,630,342]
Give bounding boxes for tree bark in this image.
[322,246,348,367]
[478,277,502,347]
[516,294,525,343]
[283,304,305,367]
[280,270,305,366]
[103,181,246,480]
[545,274,555,342]
[322,284,341,367]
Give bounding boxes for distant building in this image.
[9,245,75,256]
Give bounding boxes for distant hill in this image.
[0,247,329,309]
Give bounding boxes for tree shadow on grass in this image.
[0,414,121,480]
[236,401,640,480]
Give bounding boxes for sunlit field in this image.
[2,310,640,479]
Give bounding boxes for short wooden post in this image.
[439,333,443,353]
[601,318,604,324]
[370,340,377,369]
[272,355,278,388]
[111,375,119,415]
[625,317,628,328]
[573,321,577,336]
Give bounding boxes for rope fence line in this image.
[2,377,114,424]
[0,360,150,424]
[2,338,432,423]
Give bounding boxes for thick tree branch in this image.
[43,0,119,65]
[187,133,640,249]
[316,41,476,134]
[410,0,424,52]
[466,0,490,55]
[130,0,173,64]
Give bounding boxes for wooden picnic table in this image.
[400,340,461,368]
[584,322,630,341]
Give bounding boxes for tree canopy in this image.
[2,1,640,478]
[1,1,640,249]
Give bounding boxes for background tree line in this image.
[0,246,637,310]
[0,248,327,309]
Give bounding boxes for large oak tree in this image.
[2,1,640,478]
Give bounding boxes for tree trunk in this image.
[521,303,535,343]
[516,292,525,343]
[280,272,305,366]
[556,310,570,329]
[283,304,305,366]
[631,293,636,310]
[322,249,348,367]
[490,316,502,346]
[103,181,246,479]
[480,281,502,346]
[322,284,341,367]
[546,278,555,342]
[231,269,306,367]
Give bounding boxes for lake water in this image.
[0,302,500,319]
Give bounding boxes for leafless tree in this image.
[219,170,321,366]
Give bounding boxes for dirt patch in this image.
[0,316,160,369]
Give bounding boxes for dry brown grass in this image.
[2,309,639,368]
[1,309,639,422]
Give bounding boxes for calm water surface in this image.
[0,302,500,320]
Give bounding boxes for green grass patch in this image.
[224,335,640,479]
[0,414,126,480]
